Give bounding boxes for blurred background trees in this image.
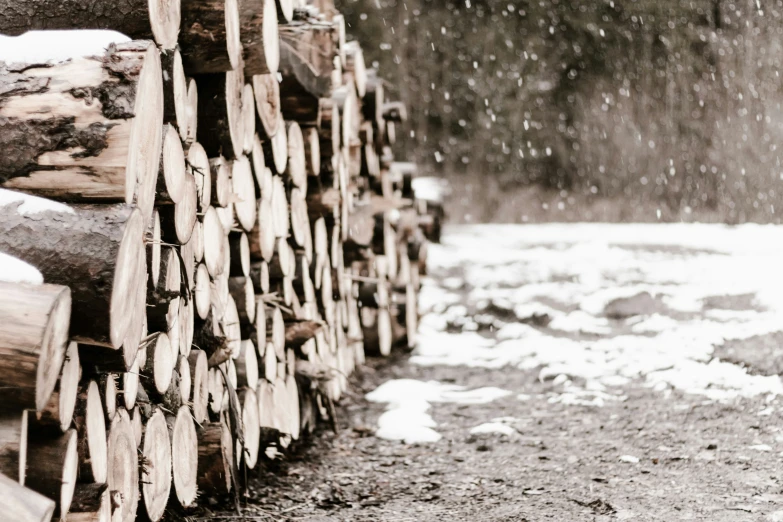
[336,0,783,222]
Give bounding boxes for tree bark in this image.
[0,412,27,483]
[24,423,78,519]
[35,342,80,434]
[0,40,163,222]
[240,0,280,76]
[68,483,111,522]
[0,197,146,353]
[0,471,55,522]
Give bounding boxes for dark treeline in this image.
[337,0,783,222]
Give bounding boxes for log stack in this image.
[0,1,432,519]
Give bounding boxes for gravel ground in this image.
[197,224,783,522]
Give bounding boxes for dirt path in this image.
[203,224,783,521]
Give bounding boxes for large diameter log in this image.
[240,0,280,75]
[0,412,27,482]
[0,1,180,49]
[196,70,245,160]
[0,471,55,522]
[106,410,139,522]
[140,409,172,522]
[25,425,78,519]
[36,342,80,434]
[180,0,242,74]
[167,406,198,508]
[196,419,232,496]
[252,74,281,139]
[0,39,164,222]
[0,195,146,355]
[0,281,70,414]
[75,381,108,484]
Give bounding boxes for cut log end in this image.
[107,411,139,522]
[169,406,198,508]
[141,409,172,522]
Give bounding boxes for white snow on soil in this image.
[0,30,130,64]
[368,224,783,443]
[0,253,43,285]
[366,379,511,444]
[0,189,74,216]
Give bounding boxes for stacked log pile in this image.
[0,0,431,519]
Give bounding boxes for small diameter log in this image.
[241,85,257,154]
[203,207,228,279]
[251,137,271,197]
[229,278,256,327]
[158,175,198,244]
[269,238,291,280]
[146,247,181,356]
[210,158,233,208]
[235,341,259,389]
[293,256,316,304]
[195,264,212,321]
[268,307,285,359]
[140,409,172,522]
[186,79,199,146]
[253,74,281,139]
[284,321,322,350]
[195,308,230,367]
[319,99,340,158]
[140,333,174,396]
[178,355,192,406]
[290,187,309,247]
[232,156,258,232]
[155,124,188,204]
[146,211,162,291]
[285,374,300,440]
[0,471,55,522]
[280,94,319,126]
[249,261,270,294]
[224,296,243,359]
[229,232,251,277]
[362,306,392,357]
[68,483,111,522]
[275,0,293,23]
[124,355,140,410]
[263,112,288,174]
[167,406,198,508]
[180,0,242,74]
[256,379,276,436]
[25,423,78,518]
[304,127,321,176]
[271,177,289,238]
[249,198,276,262]
[196,419,232,496]
[343,41,367,98]
[0,39,163,222]
[74,381,108,484]
[162,49,189,140]
[0,412,27,482]
[36,342,80,434]
[179,294,195,356]
[188,350,210,424]
[262,342,277,383]
[107,410,139,522]
[196,70,245,160]
[0,281,70,413]
[237,388,260,469]
[0,196,146,353]
[98,374,118,423]
[189,143,211,213]
[284,121,307,188]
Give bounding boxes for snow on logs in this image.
[0,1,431,519]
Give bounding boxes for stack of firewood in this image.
[0,0,429,520]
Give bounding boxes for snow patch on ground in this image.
[366,379,511,444]
[0,253,43,285]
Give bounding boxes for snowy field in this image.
[369,224,783,443]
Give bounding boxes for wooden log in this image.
[0,195,146,356]
[106,409,139,522]
[189,144,211,214]
[264,112,288,174]
[343,41,367,98]
[275,0,293,23]
[269,238,292,280]
[268,307,285,360]
[280,93,319,126]
[146,247,181,358]
[124,354,140,410]
[249,261,271,295]
[228,232,251,278]
[284,320,322,349]
[289,187,310,248]
[0,280,70,414]
[252,74,281,139]
[364,69,385,141]
[235,340,259,389]
[98,374,118,424]
[194,264,212,321]
[223,295,243,359]
[0,412,27,482]
[35,342,79,434]
[196,70,245,160]
[0,39,163,222]
[0,0,180,49]
[285,373,300,440]
[178,355,192,407]
[203,206,228,278]
[140,409,172,522]
[303,126,321,177]
[319,99,340,158]
[262,342,277,383]
[0,471,55,522]
[232,156,258,232]
[271,176,289,238]
[196,419,232,496]
[209,157,233,208]
[158,174,198,244]
[185,78,199,146]
[25,423,78,518]
[167,406,198,508]
[180,0,242,74]
[155,125,188,205]
[362,306,392,357]
[229,278,256,326]
[237,387,260,469]
[74,381,107,484]
[68,483,111,522]
[249,199,276,262]
[284,121,308,188]
[162,49,189,141]
[278,17,336,98]
[188,350,210,424]
[240,0,280,76]
[293,255,316,304]
[256,379,276,438]
[241,84,257,155]
[140,333,174,396]
[194,308,230,366]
